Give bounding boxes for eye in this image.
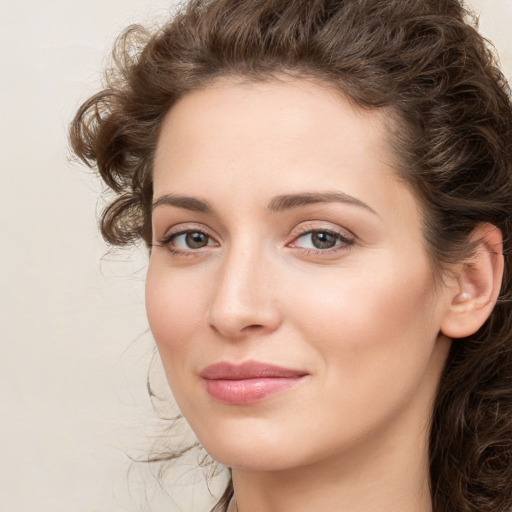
[172,231,214,249]
[290,229,353,251]
[158,228,218,253]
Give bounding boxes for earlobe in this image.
[452,291,471,304]
[440,223,504,339]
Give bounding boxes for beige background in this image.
[1,1,511,511]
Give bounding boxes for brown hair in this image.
[70,1,512,511]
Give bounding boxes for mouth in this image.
[199,360,308,405]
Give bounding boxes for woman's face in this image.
[146,77,452,471]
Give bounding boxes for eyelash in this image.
[157,227,216,257]
[288,228,354,256]
[156,226,354,258]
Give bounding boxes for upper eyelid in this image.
[159,222,217,239]
[292,229,352,242]
[288,221,355,240]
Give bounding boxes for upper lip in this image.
[199,360,308,380]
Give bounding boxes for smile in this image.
[199,361,308,405]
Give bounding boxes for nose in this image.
[206,246,282,340]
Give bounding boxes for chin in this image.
[195,419,349,474]
[207,445,302,472]
[190,419,305,471]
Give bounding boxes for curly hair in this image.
[70,1,512,511]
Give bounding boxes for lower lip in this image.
[204,377,304,405]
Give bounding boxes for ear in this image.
[440,223,504,339]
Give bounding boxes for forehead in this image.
[153,77,414,221]
[155,78,396,179]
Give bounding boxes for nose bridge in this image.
[207,237,280,338]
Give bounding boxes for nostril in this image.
[242,324,264,333]
[208,321,267,338]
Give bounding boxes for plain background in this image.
[1,1,511,511]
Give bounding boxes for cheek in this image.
[276,258,442,445]
[145,260,207,364]
[290,259,433,332]
[283,253,439,386]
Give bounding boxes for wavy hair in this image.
[70,1,512,511]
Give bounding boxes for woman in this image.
[70,0,512,511]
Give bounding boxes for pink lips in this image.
[199,361,307,405]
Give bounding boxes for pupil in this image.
[186,232,208,248]
[312,232,336,249]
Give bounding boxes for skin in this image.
[146,77,457,512]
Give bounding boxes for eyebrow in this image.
[152,194,213,213]
[152,191,376,215]
[267,191,377,215]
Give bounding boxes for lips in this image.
[199,361,308,405]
